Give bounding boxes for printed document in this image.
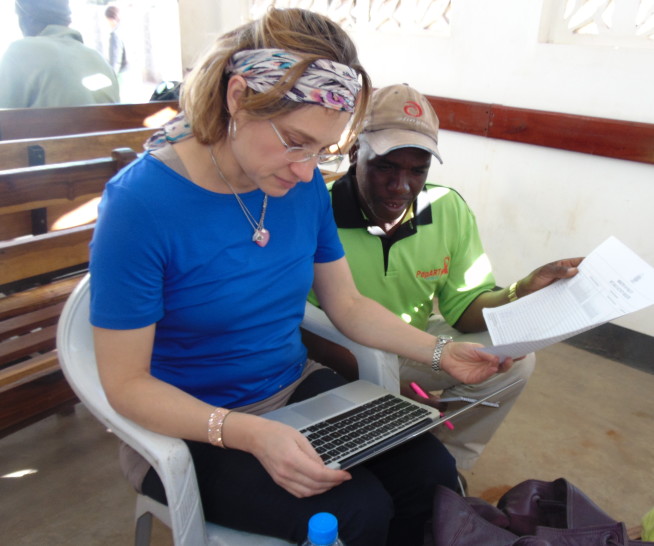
[482,236,654,359]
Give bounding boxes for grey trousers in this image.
[399,316,536,470]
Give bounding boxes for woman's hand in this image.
[440,341,513,384]
[229,413,351,498]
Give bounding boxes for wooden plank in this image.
[0,150,136,216]
[0,210,31,241]
[0,275,81,321]
[0,101,178,140]
[488,104,654,164]
[424,95,654,165]
[0,127,154,169]
[0,351,59,391]
[0,195,99,241]
[0,302,64,341]
[0,324,57,365]
[427,96,490,137]
[0,225,93,286]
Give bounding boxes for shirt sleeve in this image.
[89,172,168,330]
[436,193,496,325]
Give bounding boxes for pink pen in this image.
[409,382,455,430]
[409,381,429,399]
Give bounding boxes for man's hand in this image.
[517,257,584,297]
[455,257,585,333]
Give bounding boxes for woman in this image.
[90,8,511,545]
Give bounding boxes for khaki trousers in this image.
[399,316,536,470]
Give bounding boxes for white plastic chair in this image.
[56,274,398,546]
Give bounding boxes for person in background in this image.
[104,5,128,78]
[89,10,514,546]
[0,0,119,108]
[306,83,582,473]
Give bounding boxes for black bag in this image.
[429,478,653,545]
[150,80,181,102]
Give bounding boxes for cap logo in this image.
[403,100,423,117]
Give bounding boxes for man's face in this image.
[354,139,432,227]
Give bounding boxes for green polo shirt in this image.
[308,172,495,331]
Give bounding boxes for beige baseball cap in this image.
[361,84,442,164]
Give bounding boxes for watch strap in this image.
[431,335,453,373]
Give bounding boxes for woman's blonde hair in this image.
[181,8,371,149]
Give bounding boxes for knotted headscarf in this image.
[145,48,362,150]
[225,49,361,113]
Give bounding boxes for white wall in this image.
[178,0,250,71]
[179,0,654,336]
[348,0,654,335]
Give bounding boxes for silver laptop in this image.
[264,378,523,469]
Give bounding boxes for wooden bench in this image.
[0,148,137,437]
[0,100,178,237]
[0,128,162,240]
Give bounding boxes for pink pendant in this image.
[253,228,270,247]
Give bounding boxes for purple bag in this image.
[430,478,653,545]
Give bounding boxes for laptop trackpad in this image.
[294,393,355,422]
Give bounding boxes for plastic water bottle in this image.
[301,512,344,546]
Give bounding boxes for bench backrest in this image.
[0,101,178,141]
[0,127,155,170]
[0,148,136,286]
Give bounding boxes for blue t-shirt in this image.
[90,153,344,408]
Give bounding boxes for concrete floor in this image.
[2,342,653,545]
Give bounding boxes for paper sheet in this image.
[481,236,654,359]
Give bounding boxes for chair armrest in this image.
[302,302,400,393]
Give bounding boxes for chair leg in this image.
[135,512,153,546]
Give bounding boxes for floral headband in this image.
[225,49,361,113]
[145,48,361,150]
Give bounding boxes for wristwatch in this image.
[431,335,453,373]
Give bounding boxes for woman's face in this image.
[231,105,351,197]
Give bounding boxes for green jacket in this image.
[0,25,119,108]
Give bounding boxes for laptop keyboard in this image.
[300,394,432,466]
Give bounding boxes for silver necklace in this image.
[209,147,270,247]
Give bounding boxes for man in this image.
[0,0,119,108]
[306,83,581,470]
[104,6,128,77]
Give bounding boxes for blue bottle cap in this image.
[308,512,338,545]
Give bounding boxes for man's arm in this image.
[0,43,29,108]
[454,257,584,333]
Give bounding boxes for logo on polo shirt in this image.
[416,256,450,279]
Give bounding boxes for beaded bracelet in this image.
[207,408,231,448]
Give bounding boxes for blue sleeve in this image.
[89,174,167,330]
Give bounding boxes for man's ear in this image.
[225,75,247,116]
[348,141,359,167]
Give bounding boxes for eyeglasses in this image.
[269,120,343,165]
